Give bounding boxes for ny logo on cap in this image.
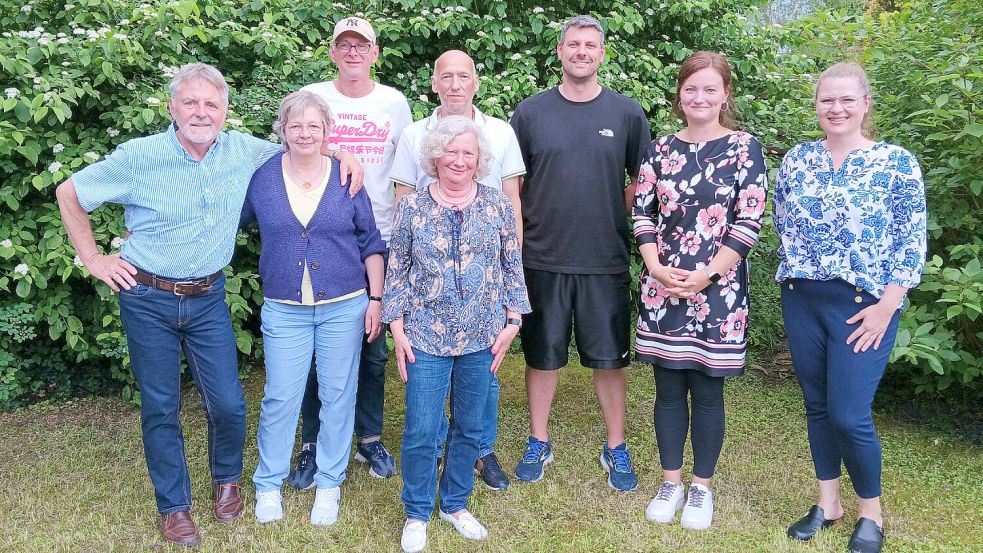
[346,18,360,27]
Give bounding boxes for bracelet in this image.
[506,317,523,327]
[368,295,382,302]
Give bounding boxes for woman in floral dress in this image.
[632,51,767,530]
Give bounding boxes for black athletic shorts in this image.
[520,268,631,370]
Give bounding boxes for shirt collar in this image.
[425,105,488,130]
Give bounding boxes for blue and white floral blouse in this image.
[381,185,531,356]
[773,141,927,306]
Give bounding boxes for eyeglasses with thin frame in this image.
[285,123,325,135]
[334,41,372,55]
[816,95,866,110]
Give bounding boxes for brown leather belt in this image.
[133,268,221,296]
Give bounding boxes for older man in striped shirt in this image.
[55,63,362,546]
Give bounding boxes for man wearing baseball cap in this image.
[285,16,412,495]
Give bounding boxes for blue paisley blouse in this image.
[773,141,927,307]
[381,185,531,356]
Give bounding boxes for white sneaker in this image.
[680,483,714,530]
[310,486,340,526]
[646,481,685,523]
[254,490,283,524]
[438,509,488,540]
[400,520,428,553]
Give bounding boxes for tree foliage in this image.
[1,0,978,407]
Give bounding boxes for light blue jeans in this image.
[401,348,494,521]
[252,294,367,491]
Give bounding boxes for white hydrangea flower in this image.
[455,6,466,12]
[227,118,243,126]
[126,82,136,90]
[1,239,12,248]
[477,30,486,37]
[146,97,161,105]
[120,19,129,25]
[115,33,129,40]
[53,143,65,153]
[38,36,51,46]
[21,5,31,12]
[433,7,442,14]
[73,28,86,35]
[267,133,279,143]
[419,94,429,102]
[421,8,430,15]
[4,88,17,99]
[14,263,29,276]
[533,7,545,14]
[65,3,76,8]
[503,26,511,32]
[58,37,69,44]
[111,236,125,249]
[511,53,521,61]
[84,151,100,161]
[73,255,84,267]
[107,127,119,137]
[48,161,63,173]
[503,85,511,91]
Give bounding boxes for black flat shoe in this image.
[848,517,884,553]
[787,505,844,541]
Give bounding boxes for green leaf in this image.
[15,279,30,298]
[141,108,155,125]
[14,102,30,123]
[963,123,983,138]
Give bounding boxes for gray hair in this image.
[815,61,876,139]
[169,63,229,106]
[559,15,605,46]
[419,115,493,181]
[272,90,333,148]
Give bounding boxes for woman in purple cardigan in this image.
[241,91,386,527]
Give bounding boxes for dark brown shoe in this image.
[213,482,244,522]
[160,511,202,547]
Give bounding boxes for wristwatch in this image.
[506,317,523,328]
[701,268,721,284]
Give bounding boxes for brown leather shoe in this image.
[160,511,202,547]
[213,482,244,522]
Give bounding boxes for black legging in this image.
[653,366,725,479]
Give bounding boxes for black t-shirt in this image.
[511,87,650,274]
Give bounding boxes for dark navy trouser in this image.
[781,278,900,499]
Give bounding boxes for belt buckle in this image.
[173,281,198,296]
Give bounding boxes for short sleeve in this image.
[499,124,526,179]
[71,144,134,212]
[390,126,421,189]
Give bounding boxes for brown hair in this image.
[672,51,738,129]
[815,62,876,139]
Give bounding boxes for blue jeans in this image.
[781,278,900,499]
[401,348,494,521]
[438,374,501,458]
[300,251,389,443]
[252,294,367,491]
[118,274,246,515]
[300,329,388,443]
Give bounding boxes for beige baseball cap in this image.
[332,17,376,43]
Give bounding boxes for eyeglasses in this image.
[285,123,324,135]
[334,41,372,54]
[816,95,865,110]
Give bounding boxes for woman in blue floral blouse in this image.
[775,62,926,553]
[382,115,530,553]
[633,51,768,531]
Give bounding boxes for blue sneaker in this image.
[355,440,397,478]
[514,436,553,483]
[288,446,317,490]
[599,442,638,492]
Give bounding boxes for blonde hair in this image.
[272,90,333,148]
[816,62,876,139]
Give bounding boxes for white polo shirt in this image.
[390,106,525,191]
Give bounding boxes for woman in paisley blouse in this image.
[382,115,530,553]
[775,62,926,553]
[632,51,768,531]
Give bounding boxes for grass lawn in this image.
[0,355,979,552]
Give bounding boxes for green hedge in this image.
[1,0,977,407]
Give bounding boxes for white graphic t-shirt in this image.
[302,81,412,243]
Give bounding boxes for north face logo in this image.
[599,129,614,137]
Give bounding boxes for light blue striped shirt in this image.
[73,125,281,278]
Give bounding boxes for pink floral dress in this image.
[632,132,768,376]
